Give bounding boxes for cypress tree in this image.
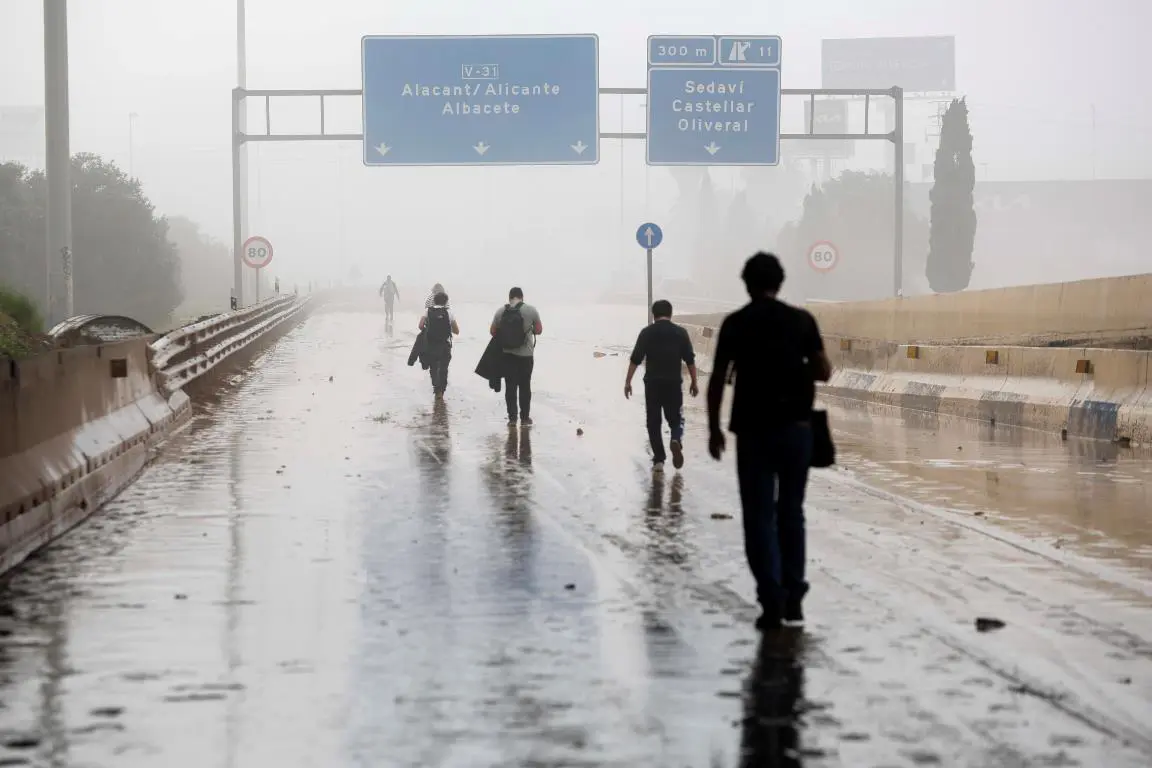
[926,97,977,292]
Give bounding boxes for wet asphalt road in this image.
[1,298,1151,767]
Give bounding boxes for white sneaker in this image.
[653,462,665,473]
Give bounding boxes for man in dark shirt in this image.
[625,300,700,471]
[707,252,832,631]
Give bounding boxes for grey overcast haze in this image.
[2,0,1150,300]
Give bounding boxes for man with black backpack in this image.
[490,287,543,426]
[418,291,459,398]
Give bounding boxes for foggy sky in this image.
[2,0,1150,298]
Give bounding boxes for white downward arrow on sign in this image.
[704,142,721,156]
[374,143,391,156]
[474,142,490,156]
[571,140,588,155]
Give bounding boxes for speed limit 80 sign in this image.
[241,235,274,269]
[807,240,838,272]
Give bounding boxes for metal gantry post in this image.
[893,86,905,298]
[44,0,73,323]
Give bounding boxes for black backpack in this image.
[425,306,451,344]
[497,304,526,350]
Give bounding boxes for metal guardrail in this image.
[48,314,155,345]
[149,295,310,393]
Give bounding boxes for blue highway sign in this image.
[648,37,716,66]
[718,37,781,67]
[362,34,599,166]
[636,222,663,249]
[646,35,782,166]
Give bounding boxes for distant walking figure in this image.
[379,275,400,322]
[707,252,832,631]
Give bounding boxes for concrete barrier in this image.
[821,340,1151,444]
[0,338,191,574]
[684,323,719,368]
[0,297,314,576]
[680,321,1152,446]
[679,273,1152,348]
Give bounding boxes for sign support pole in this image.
[646,248,654,325]
[231,88,244,310]
[44,0,73,325]
[235,0,249,309]
[893,86,905,298]
[635,222,663,324]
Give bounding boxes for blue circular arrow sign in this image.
[636,222,663,250]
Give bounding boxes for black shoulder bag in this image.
[810,410,835,468]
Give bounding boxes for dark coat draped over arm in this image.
[408,330,429,370]
[474,336,504,392]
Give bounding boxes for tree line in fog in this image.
[0,154,239,331]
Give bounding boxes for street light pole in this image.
[639,102,650,216]
[233,0,249,309]
[128,112,138,177]
[44,0,73,323]
[1090,103,1097,180]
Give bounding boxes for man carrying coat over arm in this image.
[490,287,543,427]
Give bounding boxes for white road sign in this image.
[807,241,839,272]
[242,236,274,269]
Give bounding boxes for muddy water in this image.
[821,396,1152,574]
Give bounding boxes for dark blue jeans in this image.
[503,354,535,420]
[736,423,813,609]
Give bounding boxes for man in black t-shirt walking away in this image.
[707,253,832,631]
[625,300,699,472]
